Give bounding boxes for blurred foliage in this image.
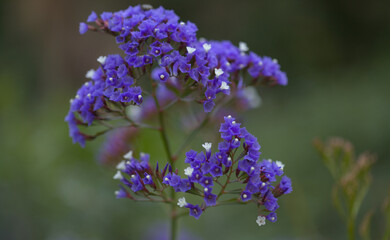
[1,0,390,239]
[314,138,375,240]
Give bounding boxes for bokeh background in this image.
[1,0,389,239]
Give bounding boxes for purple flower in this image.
[156,70,170,82]
[199,176,213,188]
[263,192,279,211]
[115,186,129,199]
[279,176,292,194]
[130,174,144,192]
[179,179,192,192]
[162,173,172,185]
[209,164,222,177]
[204,188,217,206]
[79,22,88,34]
[186,204,202,219]
[169,173,182,187]
[241,190,252,202]
[87,11,97,22]
[266,212,277,223]
[203,100,215,113]
[143,173,154,185]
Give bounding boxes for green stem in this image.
[151,84,173,164]
[347,215,355,240]
[150,80,177,240]
[170,196,178,240]
[217,158,236,199]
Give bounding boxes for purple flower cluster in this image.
[70,5,293,230]
[67,5,290,147]
[65,54,142,146]
[111,116,292,223]
[113,151,155,197]
[165,116,292,222]
[204,40,288,86]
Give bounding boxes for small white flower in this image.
[214,68,224,77]
[272,58,278,64]
[250,166,255,172]
[186,47,196,54]
[141,4,153,10]
[177,197,187,207]
[227,157,232,162]
[227,115,232,119]
[87,93,91,98]
[114,190,119,196]
[199,37,206,42]
[127,105,141,121]
[243,87,261,109]
[138,94,142,100]
[220,81,230,90]
[140,152,145,158]
[184,167,194,177]
[258,61,263,66]
[234,138,239,142]
[261,182,266,187]
[180,21,185,25]
[116,160,126,170]
[84,82,89,86]
[113,171,123,180]
[123,150,133,160]
[204,187,208,192]
[256,216,266,226]
[75,94,80,99]
[276,160,285,170]
[232,121,236,125]
[243,193,248,199]
[97,56,107,64]
[202,142,212,152]
[203,43,211,52]
[85,69,95,79]
[239,41,249,52]
[69,98,74,104]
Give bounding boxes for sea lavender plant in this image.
[66,4,292,239]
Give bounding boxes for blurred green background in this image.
[1,0,389,239]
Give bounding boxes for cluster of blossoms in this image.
[113,116,292,224]
[68,4,292,232]
[66,5,287,147]
[65,54,143,146]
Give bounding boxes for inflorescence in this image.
[66,5,287,147]
[113,116,292,224]
[67,4,292,227]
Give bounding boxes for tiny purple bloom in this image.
[79,22,88,34]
